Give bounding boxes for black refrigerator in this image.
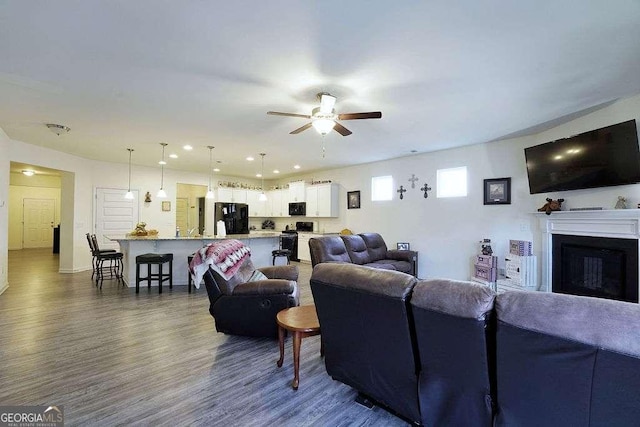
[214,203,249,235]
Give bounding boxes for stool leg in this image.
[136,263,140,293]
[147,263,152,290]
[158,263,163,294]
[169,260,173,289]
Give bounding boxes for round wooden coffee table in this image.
[276,305,321,390]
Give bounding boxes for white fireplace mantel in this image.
[537,209,640,293]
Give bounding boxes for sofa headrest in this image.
[496,291,640,358]
[311,263,417,299]
[359,233,388,261]
[411,279,496,320]
[309,236,351,266]
[341,235,370,265]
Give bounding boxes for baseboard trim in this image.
[59,266,92,274]
[0,282,8,296]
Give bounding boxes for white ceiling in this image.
[2,1,640,180]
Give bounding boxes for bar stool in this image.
[187,254,195,293]
[272,234,295,265]
[135,253,173,294]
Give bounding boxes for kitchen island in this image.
[107,233,280,288]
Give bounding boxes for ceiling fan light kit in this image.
[267,92,381,137]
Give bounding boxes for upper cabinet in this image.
[306,183,339,217]
[288,181,306,202]
[268,189,290,217]
[247,189,269,217]
[217,187,248,204]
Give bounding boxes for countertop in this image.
[107,233,280,241]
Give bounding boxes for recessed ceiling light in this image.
[273,170,280,174]
[158,160,167,165]
[169,153,178,159]
[294,165,301,169]
[183,145,193,151]
[256,173,262,178]
[22,169,35,176]
[213,168,220,172]
[246,156,254,161]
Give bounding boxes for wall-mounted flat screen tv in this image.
[525,119,640,194]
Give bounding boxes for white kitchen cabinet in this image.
[247,190,269,217]
[288,181,306,202]
[217,188,247,203]
[305,183,339,217]
[268,189,290,217]
[297,232,312,262]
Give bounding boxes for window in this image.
[371,175,393,201]
[437,166,467,198]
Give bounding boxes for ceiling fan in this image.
[267,92,382,136]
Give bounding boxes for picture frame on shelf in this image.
[397,242,410,250]
[484,177,511,205]
[347,191,361,209]
[161,201,171,212]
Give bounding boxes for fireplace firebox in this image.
[552,234,638,303]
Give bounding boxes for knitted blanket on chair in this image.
[189,239,251,289]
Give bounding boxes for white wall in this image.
[1,94,640,284]
[272,95,640,280]
[0,128,9,294]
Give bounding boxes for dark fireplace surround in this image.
[552,234,639,303]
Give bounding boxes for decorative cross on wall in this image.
[397,185,407,200]
[408,174,419,189]
[420,183,432,198]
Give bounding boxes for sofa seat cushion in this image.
[379,259,413,274]
[364,261,397,271]
[341,235,371,265]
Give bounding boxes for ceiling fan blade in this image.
[337,112,382,120]
[333,122,352,136]
[267,111,312,119]
[290,123,313,134]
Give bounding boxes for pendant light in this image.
[259,153,267,201]
[124,148,134,199]
[157,143,168,198]
[206,146,215,199]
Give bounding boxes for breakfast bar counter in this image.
[107,234,280,288]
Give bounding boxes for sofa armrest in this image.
[386,250,419,277]
[258,265,299,281]
[232,279,296,296]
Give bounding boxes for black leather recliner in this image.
[411,278,496,427]
[495,291,640,426]
[310,263,421,424]
[203,257,299,338]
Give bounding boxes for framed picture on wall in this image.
[397,242,410,250]
[161,201,171,211]
[484,177,511,205]
[347,191,361,209]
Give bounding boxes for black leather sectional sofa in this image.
[310,263,640,426]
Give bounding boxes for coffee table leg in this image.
[277,326,285,368]
[292,331,301,390]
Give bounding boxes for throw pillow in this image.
[248,269,268,283]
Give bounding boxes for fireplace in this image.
[552,234,638,302]
[538,210,640,303]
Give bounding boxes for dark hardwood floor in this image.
[0,249,407,426]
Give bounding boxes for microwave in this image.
[288,202,306,216]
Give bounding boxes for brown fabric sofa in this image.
[309,232,418,277]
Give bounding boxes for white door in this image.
[95,188,139,250]
[23,198,55,248]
